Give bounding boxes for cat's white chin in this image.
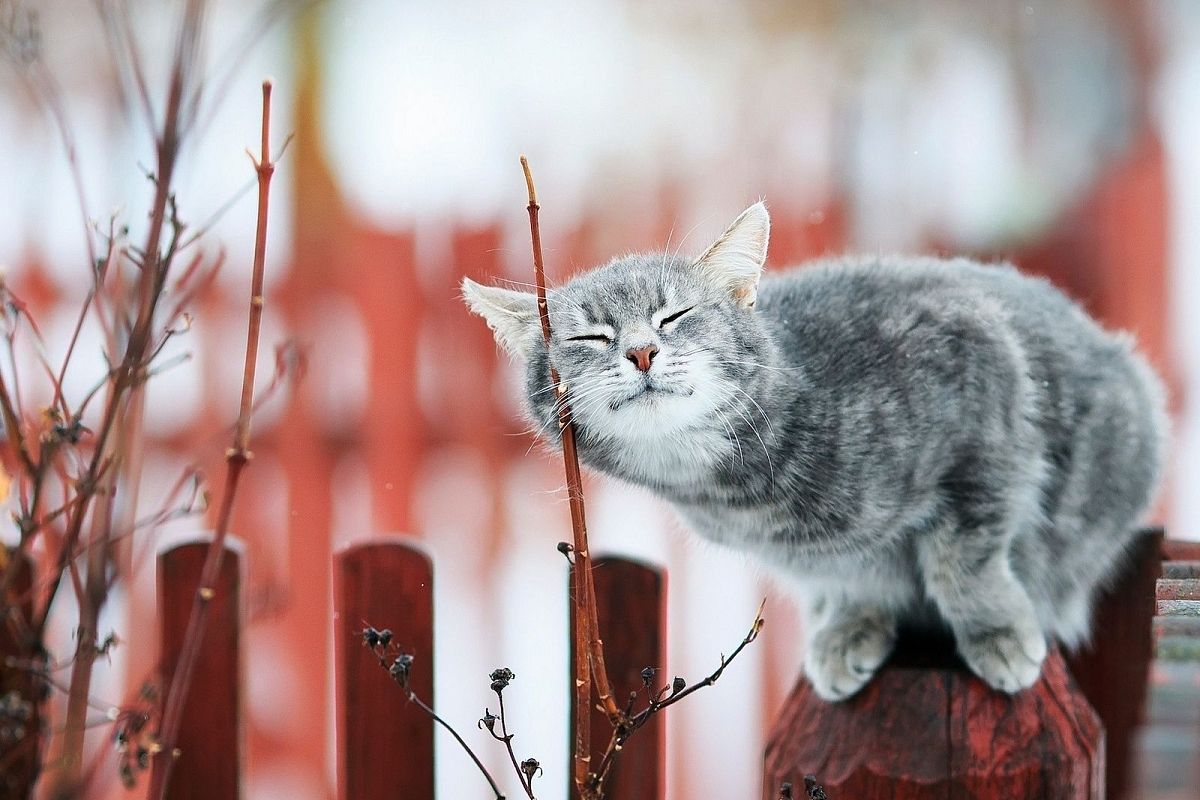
[588,388,714,439]
[576,391,732,488]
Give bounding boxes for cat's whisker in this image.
[669,217,709,267]
[529,371,614,399]
[708,358,802,374]
[525,380,618,449]
[712,382,775,482]
[726,381,777,435]
[659,220,679,289]
[710,404,744,467]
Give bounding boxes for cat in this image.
[461,202,1168,701]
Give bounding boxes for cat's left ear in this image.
[693,201,769,309]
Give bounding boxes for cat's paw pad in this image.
[804,619,896,702]
[958,625,1048,694]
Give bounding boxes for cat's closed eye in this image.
[566,332,613,345]
[658,306,694,328]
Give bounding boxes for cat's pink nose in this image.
[625,344,659,373]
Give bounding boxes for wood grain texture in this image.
[334,539,434,800]
[570,556,665,800]
[158,541,241,800]
[764,639,1103,799]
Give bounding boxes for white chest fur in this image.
[604,424,734,489]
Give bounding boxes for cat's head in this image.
[462,202,774,449]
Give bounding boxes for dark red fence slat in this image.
[570,556,666,800]
[1066,527,1163,800]
[334,539,434,800]
[159,540,241,800]
[1163,538,1200,563]
[0,550,39,800]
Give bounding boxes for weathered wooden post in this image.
[334,538,435,800]
[159,539,242,800]
[569,556,666,800]
[1066,529,1163,799]
[763,529,1177,799]
[763,634,1103,799]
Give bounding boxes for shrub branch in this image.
[146,78,280,800]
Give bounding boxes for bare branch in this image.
[521,155,623,798]
[147,77,281,800]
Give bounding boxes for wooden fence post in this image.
[764,640,1103,799]
[570,556,666,800]
[1066,527,1163,800]
[764,528,1180,799]
[1135,538,1200,793]
[158,539,242,800]
[0,549,39,800]
[334,539,434,800]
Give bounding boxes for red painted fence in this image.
[136,531,1193,799]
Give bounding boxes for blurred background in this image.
[1,0,1196,797]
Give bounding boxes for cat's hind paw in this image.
[958,624,1048,694]
[804,616,896,702]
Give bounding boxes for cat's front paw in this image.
[957,623,1048,693]
[804,617,896,702]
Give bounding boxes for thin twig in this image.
[411,691,506,800]
[496,690,534,798]
[591,601,766,788]
[646,599,765,712]
[521,157,604,797]
[365,634,508,800]
[146,78,279,800]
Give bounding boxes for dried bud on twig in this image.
[778,782,794,800]
[389,654,414,687]
[520,757,543,788]
[671,676,686,694]
[489,667,516,693]
[640,666,657,689]
[804,775,828,799]
[362,627,380,648]
[479,710,498,734]
[556,541,574,563]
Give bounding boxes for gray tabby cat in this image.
[462,203,1167,701]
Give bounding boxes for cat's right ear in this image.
[461,278,541,357]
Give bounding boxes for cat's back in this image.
[756,255,1166,516]
[757,254,1124,373]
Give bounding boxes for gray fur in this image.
[462,204,1168,701]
